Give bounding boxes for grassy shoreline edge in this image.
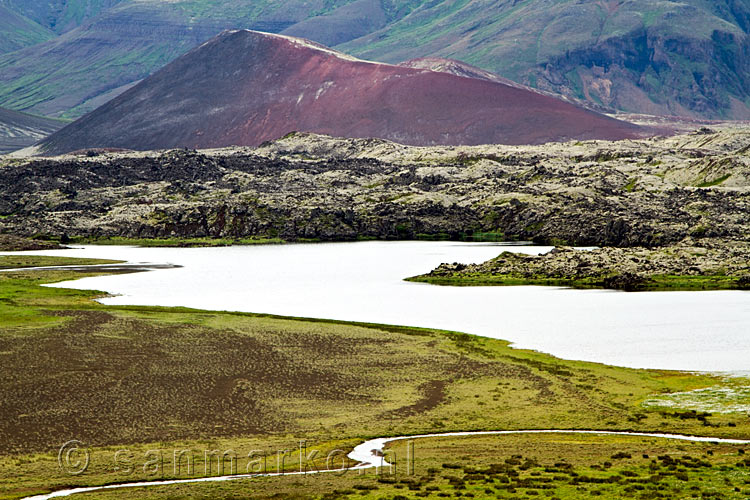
[405,273,750,291]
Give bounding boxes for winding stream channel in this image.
[24,430,750,499]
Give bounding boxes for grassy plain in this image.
[78,434,750,500]
[0,256,749,499]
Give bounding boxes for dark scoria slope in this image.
[39,30,649,155]
[0,107,66,154]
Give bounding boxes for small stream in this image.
[24,429,750,499]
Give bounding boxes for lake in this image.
[7,241,750,372]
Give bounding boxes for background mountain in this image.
[0,0,394,118]
[339,0,750,119]
[0,0,748,123]
[0,4,54,54]
[38,30,646,154]
[2,0,124,34]
[0,106,66,154]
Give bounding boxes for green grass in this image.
[0,257,121,328]
[406,273,748,291]
[1,257,749,499]
[414,231,510,242]
[407,274,605,288]
[0,255,121,269]
[467,231,508,242]
[415,232,452,241]
[68,236,284,247]
[696,174,732,188]
[644,274,745,291]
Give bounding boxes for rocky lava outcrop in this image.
[413,241,750,291]
[3,127,750,248]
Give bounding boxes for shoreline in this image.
[6,247,749,371]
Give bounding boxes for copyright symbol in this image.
[58,440,90,475]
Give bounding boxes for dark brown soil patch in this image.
[0,234,62,251]
[0,310,505,455]
[382,380,447,418]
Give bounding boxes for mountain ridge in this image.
[2,0,748,120]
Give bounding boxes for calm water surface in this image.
[7,241,750,372]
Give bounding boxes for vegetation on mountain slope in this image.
[280,0,430,47]
[340,0,750,119]
[3,0,125,34]
[2,0,749,119]
[0,4,54,54]
[0,0,366,118]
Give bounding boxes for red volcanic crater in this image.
[40,30,649,154]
